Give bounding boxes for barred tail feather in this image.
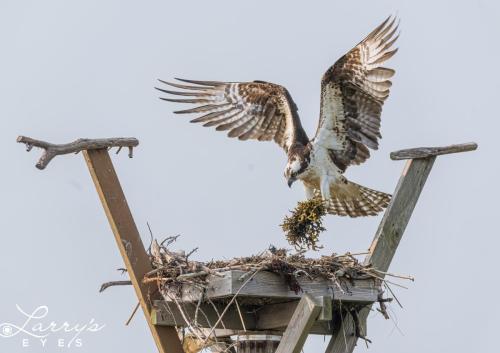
[323,180,391,217]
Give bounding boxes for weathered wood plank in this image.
[256,296,332,331]
[153,297,333,335]
[325,308,369,353]
[83,149,183,353]
[274,294,322,353]
[390,142,477,160]
[325,157,436,353]
[175,270,378,303]
[152,300,254,330]
[364,157,436,272]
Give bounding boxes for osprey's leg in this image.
[304,184,315,199]
[320,175,332,200]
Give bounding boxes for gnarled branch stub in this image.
[17,136,139,169]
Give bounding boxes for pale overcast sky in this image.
[1,1,498,352]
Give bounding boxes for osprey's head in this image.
[284,145,310,187]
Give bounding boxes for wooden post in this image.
[234,295,324,353]
[273,294,322,353]
[364,157,436,271]
[83,149,184,353]
[325,156,436,353]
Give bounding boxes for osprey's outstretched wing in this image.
[157,79,308,153]
[313,16,399,171]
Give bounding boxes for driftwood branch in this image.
[390,142,477,160]
[99,280,132,293]
[17,136,139,169]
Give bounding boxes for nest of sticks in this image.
[140,236,412,352]
[145,242,380,295]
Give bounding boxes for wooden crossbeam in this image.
[153,296,333,335]
[83,149,184,353]
[256,296,332,332]
[152,300,254,331]
[390,142,477,160]
[167,270,378,304]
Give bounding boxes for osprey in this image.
[157,17,399,217]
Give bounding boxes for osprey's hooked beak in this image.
[287,176,297,188]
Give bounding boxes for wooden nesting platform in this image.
[151,270,380,335]
[19,137,476,353]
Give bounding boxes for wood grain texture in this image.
[256,296,332,334]
[325,307,369,353]
[153,297,333,335]
[325,157,436,353]
[174,270,378,303]
[83,149,183,353]
[364,157,436,272]
[274,294,322,353]
[152,300,254,330]
[18,136,138,169]
[390,142,477,160]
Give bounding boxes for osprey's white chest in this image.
[299,146,343,189]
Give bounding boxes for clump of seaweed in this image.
[281,197,327,250]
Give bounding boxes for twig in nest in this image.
[160,234,181,247]
[349,308,372,345]
[177,271,209,280]
[147,222,155,255]
[206,298,227,330]
[377,292,392,320]
[384,282,403,309]
[125,302,140,326]
[17,135,139,169]
[281,197,326,250]
[143,277,167,284]
[166,293,204,342]
[234,299,247,332]
[202,270,261,345]
[194,294,203,327]
[371,268,415,281]
[366,272,409,289]
[99,280,132,293]
[186,247,199,259]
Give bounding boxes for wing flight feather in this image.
[313,16,399,171]
[157,79,308,152]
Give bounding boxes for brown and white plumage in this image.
[157,16,399,218]
[157,79,309,153]
[315,16,399,171]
